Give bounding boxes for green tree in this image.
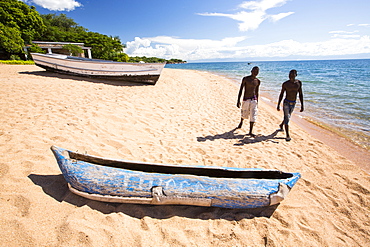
[114,52,129,62]
[62,44,83,56]
[36,13,87,42]
[79,32,124,60]
[0,0,45,59]
[167,58,186,64]
[129,56,173,63]
[38,14,124,60]
[26,43,45,56]
[0,23,23,54]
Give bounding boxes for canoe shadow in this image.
[197,129,286,145]
[19,70,153,87]
[28,174,279,220]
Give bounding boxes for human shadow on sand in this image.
[197,128,245,142]
[197,129,285,145]
[234,130,286,146]
[19,70,152,87]
[28,174,279,220]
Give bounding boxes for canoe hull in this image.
[31,53,165,85]
[51,146,301,209]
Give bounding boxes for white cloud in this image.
[124,35,370,61]
[329,30,360,38]
[198,0,294,31]
[269,12,294,22]
[125,36,248,60]
[329,31,359,34]
[246,36,370,57]
[22,0,82,11]
[239,0,289,11]
[330,34,361,39]
[347,23,370,27]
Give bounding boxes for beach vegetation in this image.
[0,0,45,59]
[35,13,125,61]
[113,52,130,62]
[10,54,21,60]
[39,13,87,41]
[62,44,83,56]
[128,57,186,64]
[166,58,187,64]
[0,60,35,65]
[129,56,166,63]
[0,23,24,55]
[27,43,46,54]
[78,32,124,60]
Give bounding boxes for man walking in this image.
[236,66,260,137]
[277,69,304,141]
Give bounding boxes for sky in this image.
[21,0,370,62]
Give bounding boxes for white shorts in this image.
[241,99,258,122]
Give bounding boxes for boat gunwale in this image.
[62,148,296,180]
[50,146,301,208]
[31,53,166,66]
[33,60,159,73]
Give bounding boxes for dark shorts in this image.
[283,99,296,125]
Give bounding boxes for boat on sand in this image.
[51,145,301,209]
[31,53,165,85]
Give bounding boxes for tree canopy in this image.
[62,44,83,56]
[35,13,87,42]
[0,0,45,58]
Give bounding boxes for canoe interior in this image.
[68,151,293,180]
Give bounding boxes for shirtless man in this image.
[236,66,260,137]
[277,69,304,141]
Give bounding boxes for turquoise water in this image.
[166,59,370,149]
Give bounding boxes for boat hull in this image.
[31,53,165,85]
[51,146,301,209]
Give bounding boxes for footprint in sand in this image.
[0,163,9,178]
[12,195,31,217]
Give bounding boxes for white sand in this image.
[0,64,369,246]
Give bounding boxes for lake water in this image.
[166,59,370,149]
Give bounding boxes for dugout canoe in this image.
[31,53,165,85]
[51,145,301,209]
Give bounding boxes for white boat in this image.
[31,53,166,85]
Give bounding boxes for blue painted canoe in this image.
[51,146,301,209]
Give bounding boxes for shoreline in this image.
[259,93,370,174]
[188,69,370,174]
[182,65,370,152]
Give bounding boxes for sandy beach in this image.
[0,64,369,246]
